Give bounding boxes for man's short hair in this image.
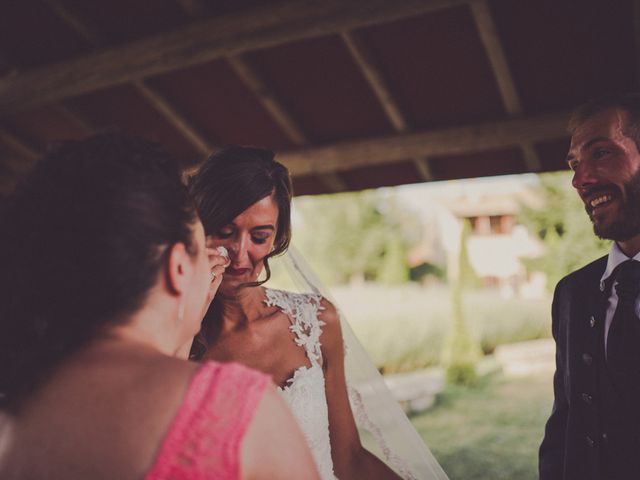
[569,93,640,152]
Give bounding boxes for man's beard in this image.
[590,169,640,241]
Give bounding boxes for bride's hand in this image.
[206,244,230,303]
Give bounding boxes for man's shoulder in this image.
[559,254,608,286]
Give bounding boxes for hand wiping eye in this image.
[216,246,231,267]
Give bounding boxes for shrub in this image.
[333,284,551,374]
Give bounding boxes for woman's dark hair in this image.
[187,146,292,359]
[0,133,198,412]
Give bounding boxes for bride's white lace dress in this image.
[264,288,337,480]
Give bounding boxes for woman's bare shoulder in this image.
[318,297,340,326]
[318,298,343,360]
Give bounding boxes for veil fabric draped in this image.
[275,247,449,480]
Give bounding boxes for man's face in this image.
[568,108,640,241]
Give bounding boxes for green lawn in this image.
[334,284,552,373]
[412,368,554,480]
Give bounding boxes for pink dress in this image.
[145,361,270,480]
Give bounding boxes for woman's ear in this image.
[166,242,193,295]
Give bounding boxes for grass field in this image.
[331,284,552,373]
[264,278,557,478]
[412,366,554,480]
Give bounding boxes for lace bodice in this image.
[264,288,337,480]
[145,361,270,480]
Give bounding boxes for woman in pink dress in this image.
[0,134,319,480]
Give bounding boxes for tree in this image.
[293,190,418,285]
[518,172,610,289]
[442,220,481,386]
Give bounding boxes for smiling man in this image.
[540,94,640,480]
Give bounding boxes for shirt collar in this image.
[599,242,640,291]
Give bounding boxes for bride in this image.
[188,146,448,480]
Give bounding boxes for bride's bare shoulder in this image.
[318,298,343,358]
[318,297,339,323]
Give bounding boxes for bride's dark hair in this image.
[187,146,293,359]
[0,134,198,412]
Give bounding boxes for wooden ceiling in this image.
[0,0,636,195]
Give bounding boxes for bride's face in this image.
[209,195,279,292]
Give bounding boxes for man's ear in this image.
[166,242,192,295]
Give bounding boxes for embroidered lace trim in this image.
[264,288,337,480]
[264,288,326,363]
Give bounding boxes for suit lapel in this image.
[571,258,608,392]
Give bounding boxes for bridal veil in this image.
[273,247,448,480]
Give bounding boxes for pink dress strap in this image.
[145,361,271,480]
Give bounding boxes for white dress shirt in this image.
[599,242,640,354]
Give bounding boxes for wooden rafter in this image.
[470,0,520,114]
[0,56,42,176]
[50,103,96,134]
[413,159,434,181]
[227,56,308,145]
[42,0,213,156]
[470,0,541,172]
[227,55,347,192]
[521,143,543,175]
[0,45,95,153]
[0,127,41,174]
[132,80,214,155]
[341,31,434,181]
[42,0,104,47]
[0,0,469,117]
[0,54,99,190]
[277,111,568,176]
[341,32,408,132]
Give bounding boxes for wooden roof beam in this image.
[341,31,434,181]
[132,80,214,155]
[0,47,84,184]
[413,158,434,181]
[42,0,105,47]
[470,0,541,172]
[227,56,308,145]
[227,55,347,192]
[0,127,42,174]
[470,0,520,114]
[50,103,97,134]
[341,32,408,132]
[278,111,569,176]
[0,0,469,116]
[43,0,213,156]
